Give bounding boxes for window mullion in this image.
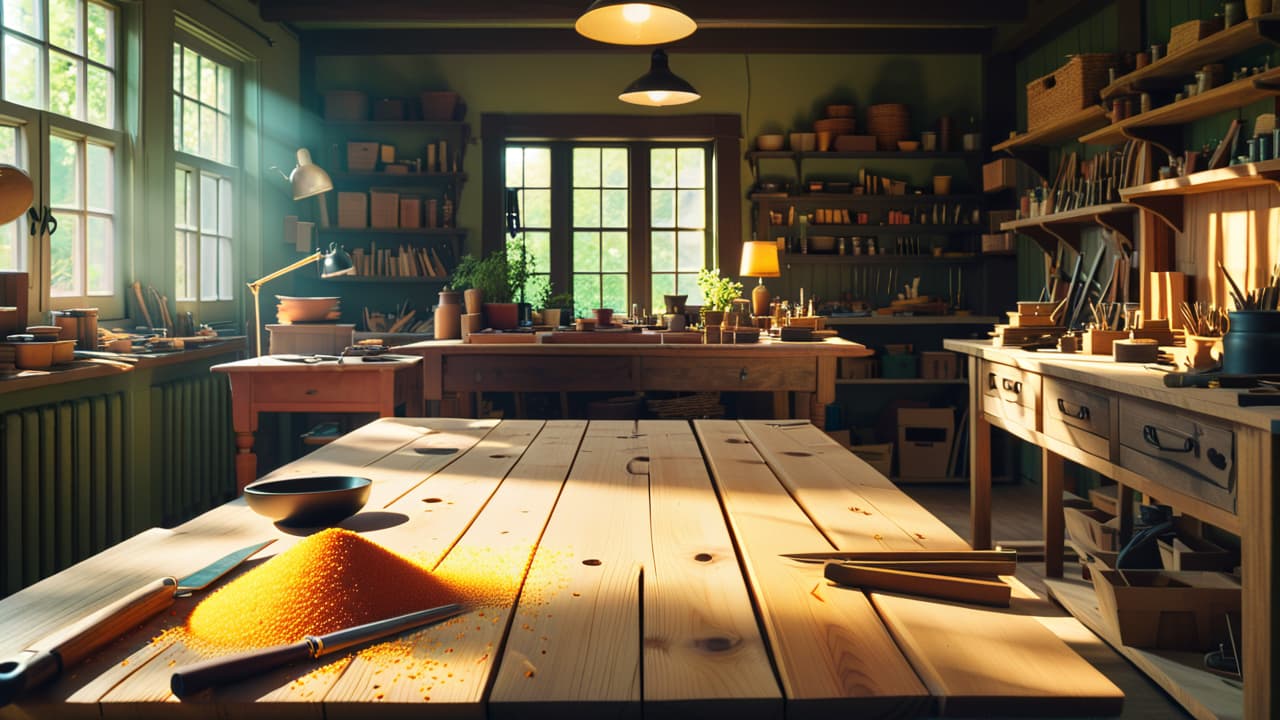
[630,144,650,314]
[549,143,572,298]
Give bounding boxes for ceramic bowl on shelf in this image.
[897,140,921,152]
[276,296,340,323]
[244,475,372,527]
[756,134,785,151]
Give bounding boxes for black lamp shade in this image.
[575,0,696,45]
[619,50,700,107]
[320,243,355,278]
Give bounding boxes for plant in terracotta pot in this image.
[696,267,743,328]
[545,291,575,327]
[450,251,515,329]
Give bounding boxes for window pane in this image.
[217,112,228,162]
[200,173,217,232]
[174,168,189,225]
[0,126,20,270]
[218,236,232,300]
[601,189,627,228]
[650,274,674,316]
[86,2,111,65]
[4,36,41,107]
[677,148,705,188]
[504,146,523,187]
[572,147,599,187]
[520,188,550,228]
[3,0,39,35]
[86,64,111,127]
[651,231,675,272]
[200,230,217,301]
[48,50,78,118]
[199,54,217,105]
[573,273,600,312]
[86,141,111,211]
[601,148,627,188]
[49,0,79,52]
[86,215,111,295]
[175,231,192,301]
[677,231,704,272]
[182,98,198,152]
[49,213,78,296]
[572,231,599,272]
[172,42,181,92]
[182,47,198,97]
[602,273,626,312]
[218,64,230,110]
[572,188,599,228]
[199,105,216,158]
[49,135,79,207]
[601,231,626,273]
[650,148,675,188]
[219,177,232,233]
[677,189,705,228]
[678,272,702,304]
[524,147,550,187]
[651,190,674,227]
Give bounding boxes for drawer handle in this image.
[1057,398,1090,421]
[1001,378,1022,395]
[739,368,748,382]
[987,372,998,390]
[1208,447,1229,471]
[305,388,318,396]
[1142,424,1197,455]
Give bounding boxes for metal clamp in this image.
[1057,397,1090,420]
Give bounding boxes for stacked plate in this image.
[276,296,341,323]
[866,104,911,151]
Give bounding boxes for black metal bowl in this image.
[243,475,372,527]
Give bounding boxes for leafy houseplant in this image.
[450,252,511,303]
[696,268,743,311]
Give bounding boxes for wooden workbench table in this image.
[396,337,871,420]
[0,418,1122,719]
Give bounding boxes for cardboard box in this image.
[347,141,379,172]
[920,351,957,379]
[850,442,893,477]
[1091,570,1240,651]
[399,196,422,228]
[267,324,354,355]
[337,192,368,229]
[897,407,954,479]
[1064,507,1118,569]
[983,158,1020,192]
[370,189,400,229]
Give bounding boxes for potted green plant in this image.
[545,291,575,327]
[696,268,743,328]
[450,251,516,329]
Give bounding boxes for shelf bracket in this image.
[1127,196,1185,233]
[1121,125,1181,160]
[1095,209,1136,255]
[1011,224,1064,256]
[1001,148,1050,184]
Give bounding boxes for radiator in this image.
[151,373,236,526]
[2,392,128,597]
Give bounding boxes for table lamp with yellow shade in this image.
[739,240,780,317]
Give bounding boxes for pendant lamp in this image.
[619,49,700,107]
[575,0,696,46]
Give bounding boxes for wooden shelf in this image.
[824,314,999,326]
[331,172,467,185]
[780,224,982,236]
[1080,66,1280,150]
[752,193,985,203]
[836,378,969,385]
[1120,158,1280,232]
[318,227,467,237]
[1000,202,1137,254]
[783,253,981,265]
[992,105,1111,152]
[1101,14,1280,101]
[1045,578,1242,720]
[323,120,469,131]
[746,150,978,161]
[324,275,451,284]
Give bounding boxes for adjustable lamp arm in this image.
[247,251,323,357]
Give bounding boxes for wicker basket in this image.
[1026,54,1115,131]
[1168,18,1224,55]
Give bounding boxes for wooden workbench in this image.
[0,418,1122,718]
[395,337,871,420]
[946,339,1272,720]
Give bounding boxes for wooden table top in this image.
[0,418,1122,718]
[398,336,872,357]
[211,354,421,373]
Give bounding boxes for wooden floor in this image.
[902,481,1194,719]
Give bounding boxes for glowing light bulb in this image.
[621,3,652,24]
[646,90,670,104]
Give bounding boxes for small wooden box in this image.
[983,158,1020,192]
[267,323,355,355]
[920,351,957,379]
[347,142,379,172]
[1091,570,1240,651]
[399,196,422,228]
[840,356,877,379]
[1082,329,1126,355]
[1169,17,1223,55]
[337,192,368,229]
[370,189,400,229]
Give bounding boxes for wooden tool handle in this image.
[0,577,176,707]
[824,563,1011,607]
[171,640,313,699]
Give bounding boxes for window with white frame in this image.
[3,0,117,127]
[48,131,113,296]
[172,38,236,303]
[0,123,25,271]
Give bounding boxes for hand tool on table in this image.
[824,562,1012,607]
[0,540,274,707]
[170,602,467,699]
[783,549,1015,567]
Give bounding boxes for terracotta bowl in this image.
[244,475,372,527]
[897,140,921,152]
[276,296,339,323]
[756,134,785,151]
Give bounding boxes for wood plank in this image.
[825,564,1011,607]
[692,419,929,717]
[641,421,782,718]
[871,591,1124,717]
[322,421,587,718]
[489,421,653,719]
[1046,578,1240,720]
[738,421,965,551]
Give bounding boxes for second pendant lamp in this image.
[619,49,700,107]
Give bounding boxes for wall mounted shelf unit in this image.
[1120,157,1280,232]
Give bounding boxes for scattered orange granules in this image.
[186,528,465,652]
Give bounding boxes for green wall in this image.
[310,52,985,264]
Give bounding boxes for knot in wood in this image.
[693,636,738,653]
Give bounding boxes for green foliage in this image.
[695,268,742,311]
[450,252,511,304]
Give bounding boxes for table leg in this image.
[1041,448,1065,578]
[234,429,256,494]
[1117,484,1136,545]
[771,392,788,419]
[969,356,992,550]
[794,392,812,422]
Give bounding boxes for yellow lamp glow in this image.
[739,241,781,317]
[575,0,695,46]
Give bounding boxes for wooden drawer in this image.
[1042,376,1112,461]
[251,371,380,405]
[980,360,1041,432]
[443,355,637,392]
[641,356,815,391]
[1118,397,1236,514]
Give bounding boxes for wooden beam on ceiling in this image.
[301,27,994,55]
[993,0,1115,56]
[260,0,1026,27]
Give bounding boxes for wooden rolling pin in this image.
[825,562,1012,607]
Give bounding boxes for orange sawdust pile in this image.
[186,528,467,652]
